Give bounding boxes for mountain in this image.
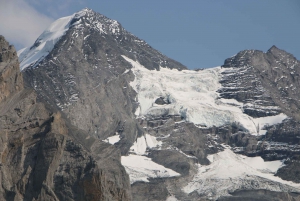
[0,35,131,201]
[1,7,299,200]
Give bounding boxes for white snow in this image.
[183,148,300,199]
[18,9,88,70]
[121,134,178,184]
[166,196,178,201]
[241,155,283,173]
[103,134,120,145]
[218,98,243,107]
[253,113,288,135]
[130,134,162,155]
[122,55,287,135]
[121,155,180,184]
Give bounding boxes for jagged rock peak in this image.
[0,35,23,103]
[267,45,298,61]
[0,35,17,64]
[222,49,262,68]
[222,46,299,68]
[268,45,279,51]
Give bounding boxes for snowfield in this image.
[121,133,179,184]
[183,147,300,199]
[103,133,120,145]
[122,55,287,135]
[121,155,180,184]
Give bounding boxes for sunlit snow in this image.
[121,155,180,184]
[18,9,88,70]
[129,134,162,155]
[103,134,120,145]
[253,113,288,135]
[122,55,287,135]
[183,148,300,199]
[121,134,176,184]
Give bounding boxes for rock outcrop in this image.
[220,46,300,184]
[0,36,23,102]
[0,36,131,201]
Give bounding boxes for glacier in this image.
[122,55,287,135]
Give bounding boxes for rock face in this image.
[0,36,131,201]
[222,46,300,119]
[0,36,23,102]
[220,47,300,184]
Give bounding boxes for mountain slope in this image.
[0,35,131,201]
[12,8,300,201]
[20,8,187,155]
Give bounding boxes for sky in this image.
[0,0,299,69]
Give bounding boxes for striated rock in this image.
[222,46,300,120]
[220,46,300,184]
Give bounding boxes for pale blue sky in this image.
[1,0,299,69]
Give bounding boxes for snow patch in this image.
[253,113,288,135]
[18,9,88,70]
[122,133,177,184]
[166,196,178,201]
[183,148,300,199]
[103,133,120,145]
[121,155,180,184]
[130,134,162,155]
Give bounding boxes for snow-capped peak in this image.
[17,8,120,71]
[17,10,88,70]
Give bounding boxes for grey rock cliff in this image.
[0,36,131,201]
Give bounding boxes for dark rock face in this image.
[221,46,300,120]
[149,150,192,176]
[139,116,215,165]
[131,181,169,201]
[0,36,131,201]
[219,50,281,118]
[154,97,170,105]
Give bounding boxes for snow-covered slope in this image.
[121,155,180,184]
[123,55,287,135]
[121,133,179,184]
[183,147,300,200]
[120,55,298,197]
[18,9,88,70]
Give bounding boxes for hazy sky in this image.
[1,0,299,69]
